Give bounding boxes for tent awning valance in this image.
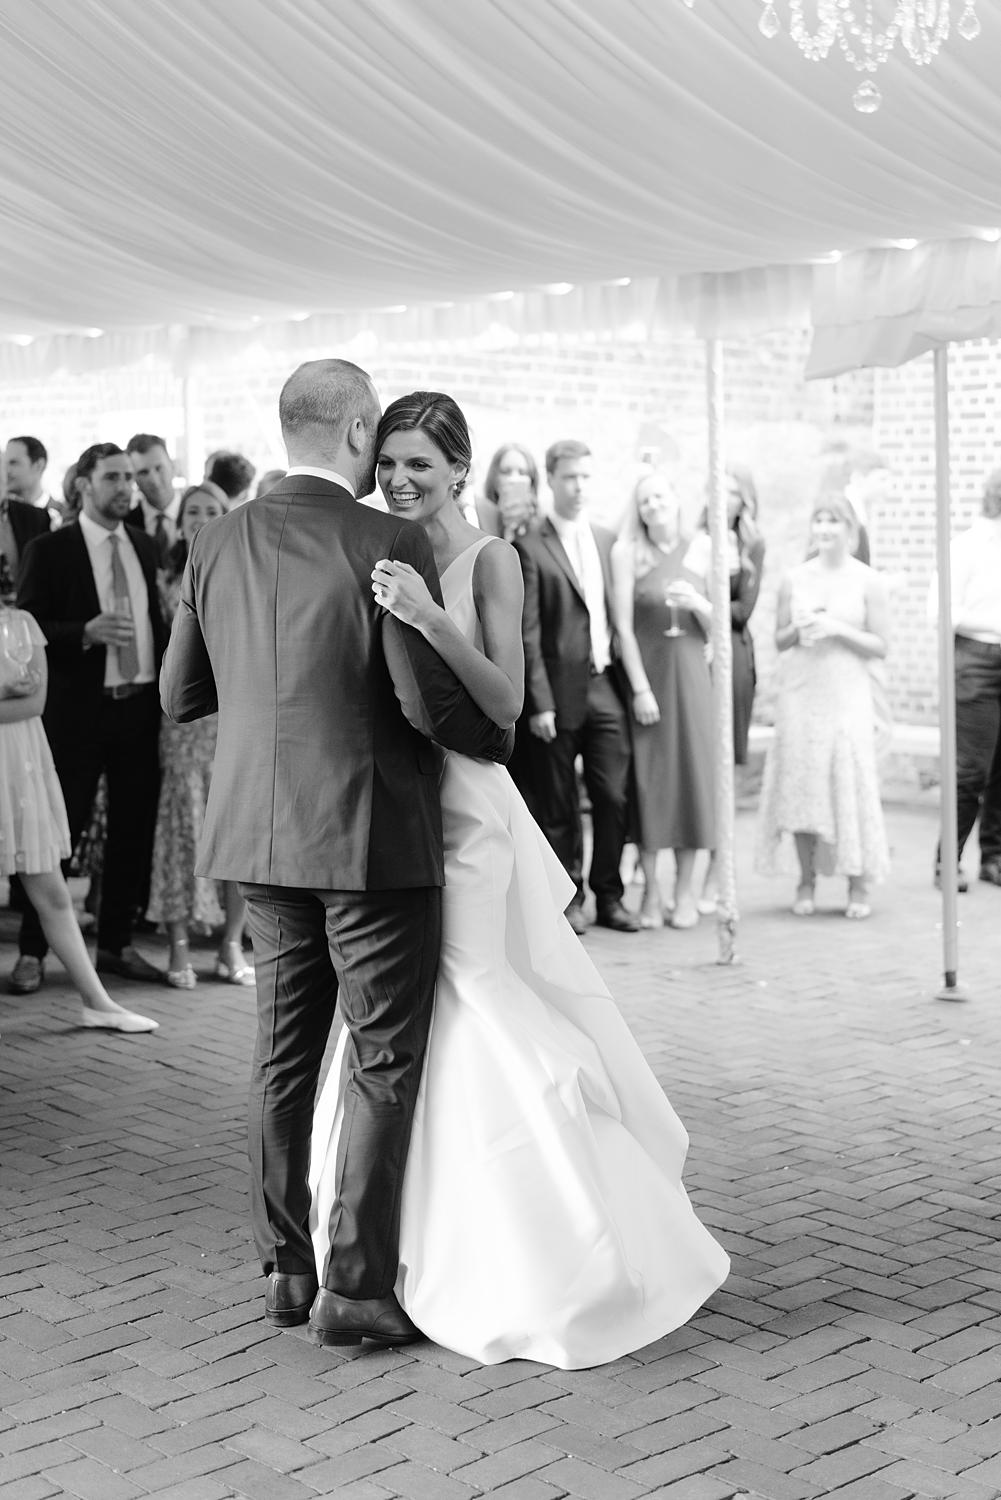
[1,0,1000,378]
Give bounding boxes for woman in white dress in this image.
[310,393,729,1370]
[756,493,890,918]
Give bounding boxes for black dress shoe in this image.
[8,955,44,993]
[594,901,640,933]
[933,865,968,893]
[308,1288,420,1347]
[979,860,1001,886]
[265,1271,318,1327]
[96,946,166,982]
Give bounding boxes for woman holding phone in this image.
[475,444,540,541]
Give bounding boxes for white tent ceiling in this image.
[1,0,1000,376]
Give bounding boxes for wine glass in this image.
[663,586,687,638]
[0,610,35,682]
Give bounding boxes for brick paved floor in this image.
[1,797,1000,1500]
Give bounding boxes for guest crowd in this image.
[1,416,997,1032]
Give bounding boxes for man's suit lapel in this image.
[66,523,102,619]
[540,517,585,603]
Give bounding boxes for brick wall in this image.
[870,341,997,724]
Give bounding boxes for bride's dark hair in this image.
[376,391,472,495]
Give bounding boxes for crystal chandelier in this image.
[764,1,980,111]
[685,3,982,113]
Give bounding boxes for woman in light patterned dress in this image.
[146,486,254,988]
[756,493,890,918]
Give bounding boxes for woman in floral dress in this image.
[146,485,255,987]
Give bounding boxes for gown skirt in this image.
[309,540,728,1369]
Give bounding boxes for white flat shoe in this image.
[81,1007,159,1034]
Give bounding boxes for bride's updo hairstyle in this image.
[376,391,472,497]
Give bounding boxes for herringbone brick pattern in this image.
[2,800,999,1499]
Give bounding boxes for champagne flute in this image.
[0,610,34,682]
[663,585,687,638]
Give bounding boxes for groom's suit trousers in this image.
[243,881,441,1299]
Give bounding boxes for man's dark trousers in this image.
[954,635,1001,863]
[531,669,631,909]
[19,686,160,957]
[241,882,440,1300]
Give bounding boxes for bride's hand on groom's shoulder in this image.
[372,559,437,632]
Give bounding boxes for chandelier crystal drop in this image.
[738,1,982,110]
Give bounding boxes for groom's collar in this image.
[286,465,355,497]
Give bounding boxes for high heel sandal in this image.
[846,881,871,920]
[216,942,256,986]
[792,884,815,917]
[166,938,197,989]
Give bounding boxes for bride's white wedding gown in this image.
[309,536,729,1369]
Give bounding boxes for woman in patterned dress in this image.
[756,493,890,918]
[146,485,255,988]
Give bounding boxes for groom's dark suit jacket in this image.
[160,475,512,889]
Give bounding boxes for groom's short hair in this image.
[279,359,376,444]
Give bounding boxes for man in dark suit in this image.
[161,359,512,1349]
[0,492,50,602]
[125,433,179,566]
[515,439,637,936]
[3,435,65,529]
[9,443,167,995]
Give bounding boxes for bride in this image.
[310,392,729,1369]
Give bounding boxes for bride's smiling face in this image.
[377,428,463,522]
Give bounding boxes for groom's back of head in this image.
[279,359,379,465]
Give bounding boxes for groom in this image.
[161,359,512,1347]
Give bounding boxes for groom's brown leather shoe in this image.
[265,1271,318,1327]
[308,1288,421,1348]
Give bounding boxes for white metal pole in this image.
[932,345,964,1000]
[705,338,737,963]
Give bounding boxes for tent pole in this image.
[705,338,737,963]
[932,345,965,1001]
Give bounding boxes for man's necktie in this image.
[108,535,139,681]
[152,512,169,567]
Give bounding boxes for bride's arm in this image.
[373,543,525,729]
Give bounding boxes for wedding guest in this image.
[206,451,256,507]
[612,470,714,930]
[475,443,540,540]
[254,468,286,499]
[146,485,255,987]
[515,439,637,934]
[0,605,156,1031]
[756,493,890,918]
[4,436,65,529]
[126,433,179,567]
[0,489,50,603]
[61,462,85,521]
[476,444,543,814]
[927,467,1001,890]
[10,442,167,995]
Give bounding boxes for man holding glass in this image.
[9,443,167,994]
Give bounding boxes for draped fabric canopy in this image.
[2,0,1001,377]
